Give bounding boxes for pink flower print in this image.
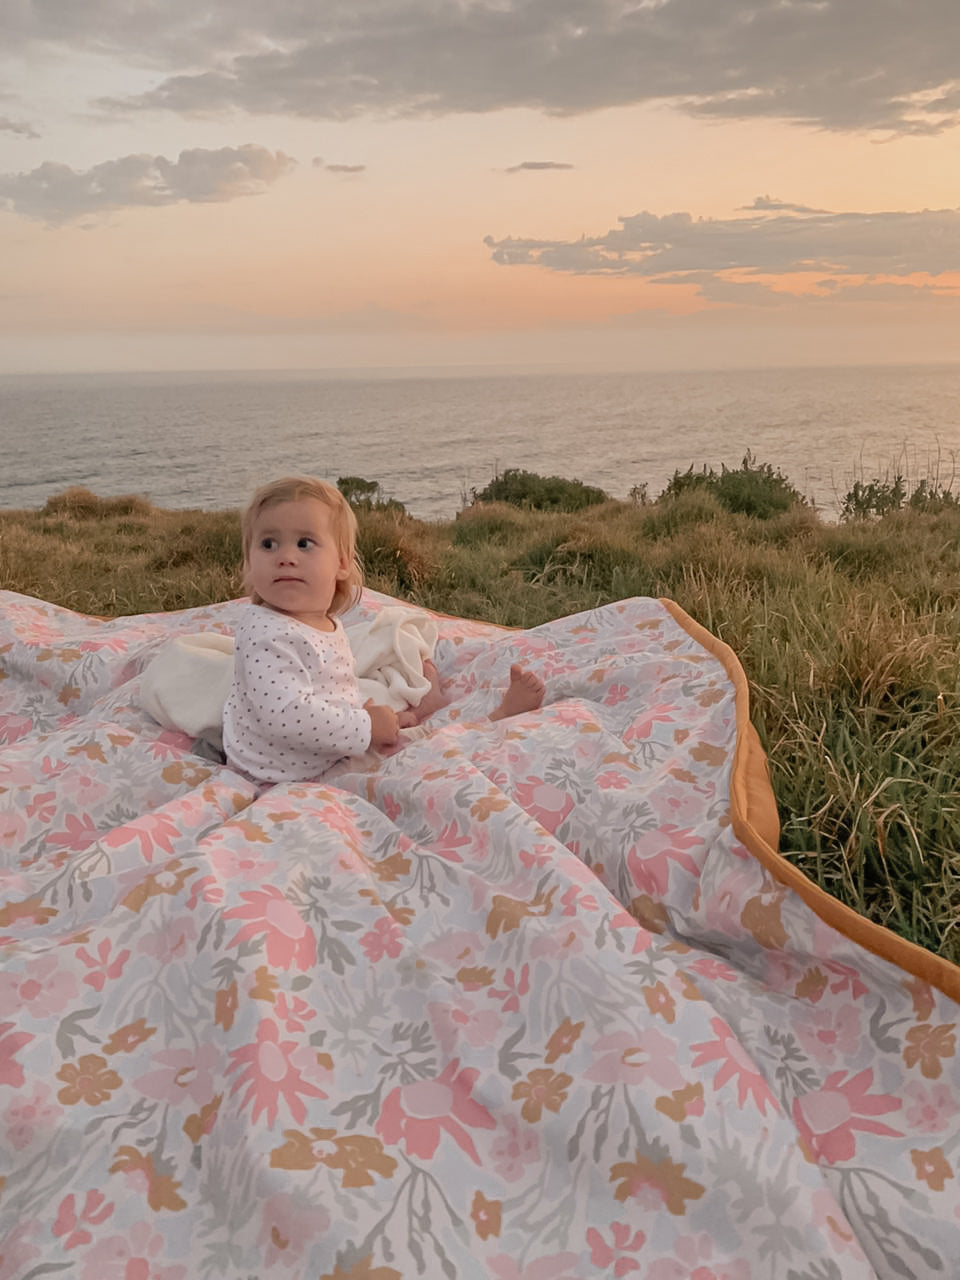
[624,703,679,742]
[518,843,554,869]
[429,996,503,1055]
[0,953,77,1017]
[0,713,33,745]
[134,1044,220,1108]
[25,790,57,821]
[903,1081,959,1134]
[258,1191,329,1270]
[547,702,593,727]
[690,1017,776,1115]
[584,1028,684,1092]
[645,1231,753,1280]
[604,683,630,706]
[1,807,29,854]
[586,1222,645,1274]
[627,826,703,899]
[422,929,488,967]
[512,777,574,832]
[796,1005,862,1066]
[185,874,224,909]
[79,1221,186,1280]
[207,844,279,882]
[489,964,530,1013]
[3,1083,61,1151]
[146,731,192,761]
[490,1115,541,1182]
[224,887,317,971]
[46,812,100,852]
[688,956,739,983]
[53,1190,114,1249]
[793,1068,903,1164]
[0,1221,41,1280]
[360,916,404,962]
[0,1020,33,1088]
[823,960,869,1002]
[488,1253,581,1280]
[561,884,599,916]
[76,938,131,992]
[41,755,70,779]
[432,819,471,863]
[227,1018,328,1127]
[381,793,403,823]
[103,810,182,862]
[274,993,317,1035]
[596,770,629,790]
[137,916,197,964]
[60,770,108,807]
[376,1058,496,1164]
[810,1189,869,1261]
[529,922,587,961]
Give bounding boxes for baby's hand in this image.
[365,700,400,748]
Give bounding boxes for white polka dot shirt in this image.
[223,605,371,783]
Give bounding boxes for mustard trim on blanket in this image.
[660,597,960,1005]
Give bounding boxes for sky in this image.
[1,0,959,374]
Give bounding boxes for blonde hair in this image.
[240,475,363,617]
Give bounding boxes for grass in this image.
[2,482,959,965]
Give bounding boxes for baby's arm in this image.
[365,700,400,748]
[234,630,372,758]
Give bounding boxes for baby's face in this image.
[245,497,349,628]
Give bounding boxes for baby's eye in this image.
[297,537,316,550]
[260,537,277,550]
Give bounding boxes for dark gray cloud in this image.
[0,116,40,139]
[6,1,958,136]
[0,145,295,223]
[505,161,575,173]
[484,203,960,294]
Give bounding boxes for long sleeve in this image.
[223,608,371,783]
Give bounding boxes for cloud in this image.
[743,195,829,215]
[36,0,955,136]
[312,157,366,172]
[505,161,575,173]
[0,116,40,139]
[0,144,296,223]
[484,204,960,287]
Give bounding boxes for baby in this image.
[223,475,544,784]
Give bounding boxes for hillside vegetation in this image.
[2,457,959,965]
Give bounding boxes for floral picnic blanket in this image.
[1,587,958,1280]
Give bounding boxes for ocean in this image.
[1,363,958,522]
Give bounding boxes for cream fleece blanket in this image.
[140,604,438,747]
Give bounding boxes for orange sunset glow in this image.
[1,4,959,372]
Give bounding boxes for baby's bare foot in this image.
[489,664,545,721]
[406,659,449,725]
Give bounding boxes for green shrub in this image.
[840,476,907,520]
[659,453,803,520]
[470,468,608,512]
[338,475,405,513]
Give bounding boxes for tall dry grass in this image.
[2,484,958,962]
